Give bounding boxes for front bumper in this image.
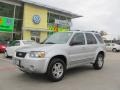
[13,57,50,74]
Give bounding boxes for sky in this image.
[31,0,120,39]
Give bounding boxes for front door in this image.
[68,33,88,66]
[7,41,21,56]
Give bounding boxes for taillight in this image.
[1,46,6,49]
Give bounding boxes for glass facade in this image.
[0,2,23,41]
[48,12,71,37]
[0,1,73,42]
[0,2,14,17]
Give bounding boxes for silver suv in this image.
[13,31,106,82]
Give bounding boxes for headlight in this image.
[29,51,45,58]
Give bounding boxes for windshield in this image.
[45,32,73,44]
[8,41,20,46]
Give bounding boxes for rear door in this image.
[7,41,21,56]
[85,33,98,60]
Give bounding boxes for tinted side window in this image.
[71,33,85,45]
[85,33,97,44]
[95,34,104,43]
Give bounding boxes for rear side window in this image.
[85,33,97,44]
[95,34,104,44]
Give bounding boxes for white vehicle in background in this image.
[5,40,38,57]
[106,43,120,52]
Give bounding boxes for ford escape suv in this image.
[13,31,106,82]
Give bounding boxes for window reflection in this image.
[0,2,23,40]
[0,2,14,17]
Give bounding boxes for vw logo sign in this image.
[33,15,41,24]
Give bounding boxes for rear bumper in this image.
[13,57,50,74]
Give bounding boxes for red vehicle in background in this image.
[0,43,6,53]
[0,38,7,53]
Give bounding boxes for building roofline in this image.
[18,0,82,18]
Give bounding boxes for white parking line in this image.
[0,57,11,62]
[0,66,17,72]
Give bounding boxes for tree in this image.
[100,31,108,36]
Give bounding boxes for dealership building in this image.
[0,0,81,43]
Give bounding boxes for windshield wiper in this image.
[45,42,56,44]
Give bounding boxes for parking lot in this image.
[0,52,120,90]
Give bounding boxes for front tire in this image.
[4,51,9,58]
[93,54,104,70]
[112,48,117,52]
[47,58,66,82]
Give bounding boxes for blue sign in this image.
[33,15,41,24]
[6,18,13,25]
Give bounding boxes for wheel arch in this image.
[48,55,67,66]
[97,51,105,58]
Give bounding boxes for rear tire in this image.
[93,54,104,70]
[46,58,66,82]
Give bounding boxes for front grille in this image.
[16,52,26,58]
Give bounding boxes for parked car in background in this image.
[106,43,120,52]
[5,40,38,57]
[0,38,7,53]
[13,31,106,82]
[0,43,6,53]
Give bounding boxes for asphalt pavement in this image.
[0,52,120,90]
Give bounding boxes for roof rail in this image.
[70,30,99,33]
[85,31,98,33]
[74,30,81,31]
[70,30,81,31]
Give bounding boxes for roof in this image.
[18,0,82,18]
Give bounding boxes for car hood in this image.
[16,44,55,52]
